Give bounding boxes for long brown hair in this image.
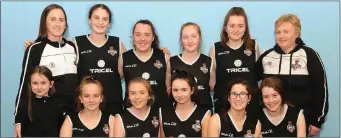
[76,76,104,112]
[220,7,253,50]
[38,4,68,39]
[27,66,56,121]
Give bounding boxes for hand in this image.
[14,124,21,137]
[160,47,170,56]
[308,125,320,137]
[24,40,35,50]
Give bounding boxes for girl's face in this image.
[128,82,151,109]
[181,25,201,53]
[30,73,54,98]
[79,83,103,111]
[89,7,110,34]
[262,86,283,112]
[225,15,246,42]
[171,79,194,104]
[133,23,154,52]
[228,84,251,111]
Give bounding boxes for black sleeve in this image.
[305,47,329,128]
[255,51,266,82]
[14,45,39,124]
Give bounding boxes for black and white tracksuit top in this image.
[14,37,78,124]
[255,38,328,128]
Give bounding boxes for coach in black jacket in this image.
[255,14,328,137]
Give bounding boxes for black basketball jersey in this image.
[161,105,211,137]
[218,112,258,137]
[259,104,301,137]
[69,111,111,137]
[75,35,123,111]
[214,40,257,100]
[123,48,168,108]
[118,106,160,137]
[170,54,212,108]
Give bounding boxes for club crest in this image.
[192,120,201,132]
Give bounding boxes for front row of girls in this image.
[19,66,306,137]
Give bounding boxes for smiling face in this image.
[89,7,110,35]
[30,73,54,98]
[46,8,66,40]
[128,82,151,109]
[181,24,201,53]
[171,79,194,104]
[275,22,300,52]
[133,23,154,52]
[228,84,251,111]
[225,15,246,42]
[262,86,283,112]
[79,83,103,111]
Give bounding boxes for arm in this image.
[165,54,171,93]
[297,110,307,137]
[254,120,262,137]
[201,110,211,137]
[118,53,124,80]
[160,47,171,56]
[255,41,260,61]
[109,115,115,137]
[306,48,328,129]
[254,52,265,82]
[207,113,220,137]
[209,57,216,92]
[59,116,73,137]
[114,114,125,137]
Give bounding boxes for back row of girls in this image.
[17,3,328,137]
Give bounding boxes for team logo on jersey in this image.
[151,116,159,128]
[143,133,150,137]
[154,60,163,69]
[108,46,117,56]
[244,49,252,56]
[192,120,201,132]
[234,59,242,67]
[200,63,208,74]
[49,62,56,68]
[291,59,302,70]
[98,60,105,68]
[103,124,109,135]
[244,129,253,137]
[142,72,150,80]
[287,121,295,133]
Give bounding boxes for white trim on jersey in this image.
[109,115,113,126]
[14,42,41,120]
[296,109,303,126]
[227,111,246,132]
[116,114,126,136]
[175,104,197,122]
[263,104,288,126]
[201,110,211,124]
[255,40,259,62]
[159,107,163,123]
[78,110,102,130]
[211,44,216,68]
[177,54,200,66]
[86,34,109,48]
[66,115,73,128]
[314,50,327,122]
[133,48,154,63]
[73,37,79,64]
[228,41,244,50]
[119,39,123,55]
[127,106,151,121]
